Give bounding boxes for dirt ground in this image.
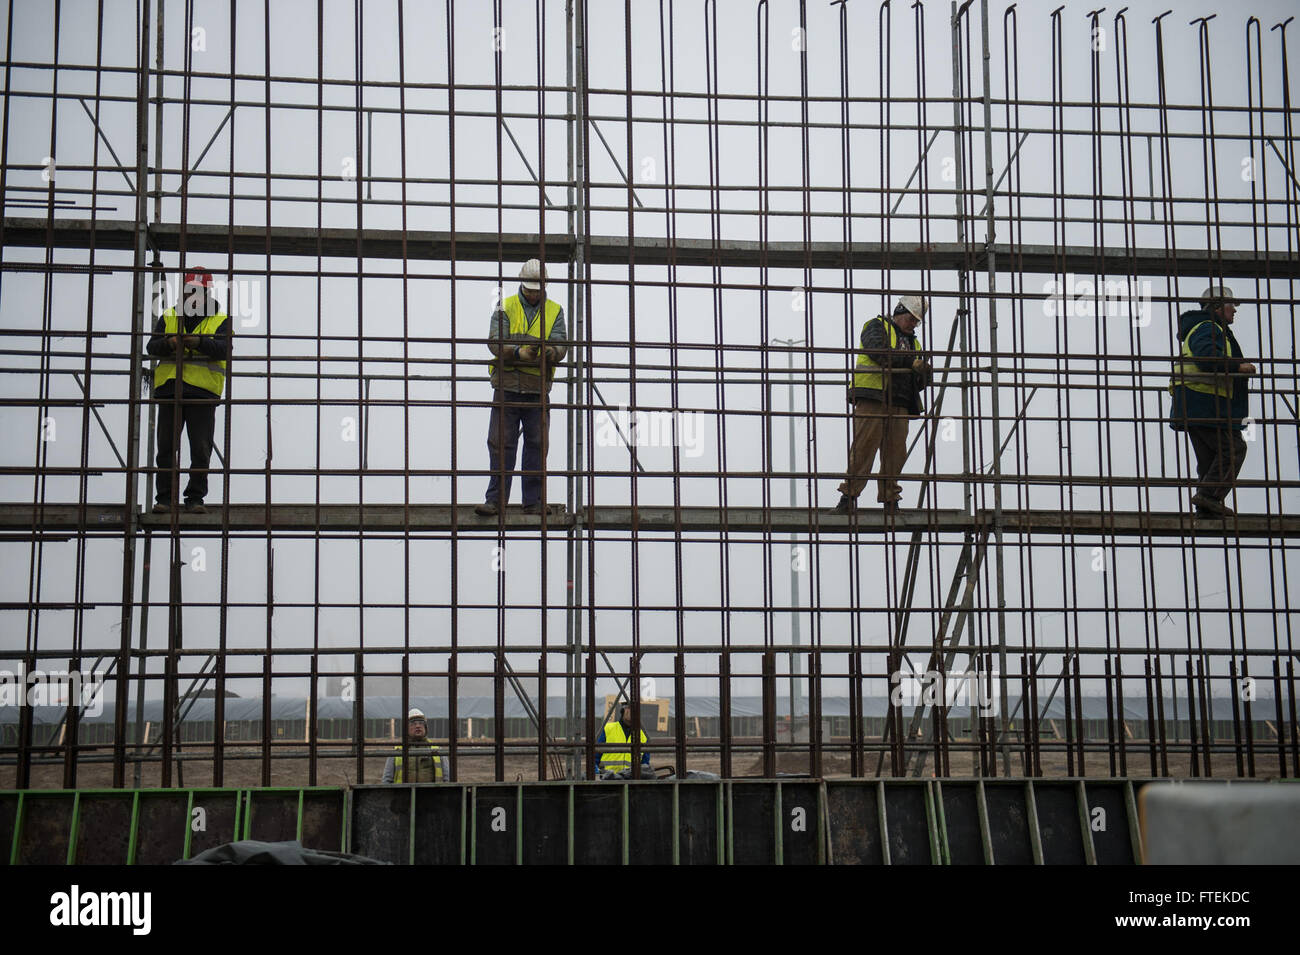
[2,740,1283,790]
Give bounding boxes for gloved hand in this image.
[517,344,539,362]
[543,345,560,363]
[911,358,931,375]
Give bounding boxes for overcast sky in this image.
[1,0,1297,710]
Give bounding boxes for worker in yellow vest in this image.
[832,295,932,516]
[382,708,447,783]
[1168,285,1256,517]
[145,268,232,514]
[475,259,567,517]
[595,703,652,778]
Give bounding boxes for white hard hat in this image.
[407,707,425,721]
[519,258,546,291]
[1199,285,1239,307]
[896,295,927,321]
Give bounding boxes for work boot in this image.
[151,501,172,514]
[1191,493,1228,517]
[831,494,855,515]
[882,501,902,516]
[522,502,563,516]
[474,500,499,516]
[184,500,208,515]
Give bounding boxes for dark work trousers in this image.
[155,389,218,505]
[484,389,549,506]
[1186,425,1247,503]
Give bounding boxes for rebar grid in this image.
[0,0,1297,790]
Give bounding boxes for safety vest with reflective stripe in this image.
[1169,319,1234,399]
[153,309,228,396]
[488,295,562,382]
[599,721,648,772]
[853,316,921,393]
[392,744,444,783]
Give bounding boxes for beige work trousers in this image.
[837,398,911,503]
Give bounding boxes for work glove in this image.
[516,344,539,363]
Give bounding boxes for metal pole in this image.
[134,0,165,789]
[788,344,800,724]
[979,0,1012,775]
[565,0,589,779]
[113,0,152,789]
[951,2,973,515]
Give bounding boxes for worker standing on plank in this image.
[383,707,447,783]
[832,295,933,516]
[595,702,652,778]
[1168,285,1256,517]
[475,259,567,517]
[146,267,233,515]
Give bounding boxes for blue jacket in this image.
[1168,310,1250,431]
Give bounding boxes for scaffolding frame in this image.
[1,0,1298,790]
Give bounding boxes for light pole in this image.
[771,337,805,729]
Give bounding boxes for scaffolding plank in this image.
[5,218,1295,278]
[4,503,1297,539]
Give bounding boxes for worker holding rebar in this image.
[383,707,448,783]
[832,295,932,516]
[595,702,652,779]
[1168,285,1256,517]
[475,259,567,517]
[146,268,232,515]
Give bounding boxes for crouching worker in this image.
[595,702,653,779]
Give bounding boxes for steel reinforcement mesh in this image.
[0,0,1297,789]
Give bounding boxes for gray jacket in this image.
[487,285,568,394]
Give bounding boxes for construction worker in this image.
[1169,285,1256,517]
[382,707,447,783]
[594,702,652,778]
[145,268,232,514]
[475,259,567,517]
[832,295,932,515]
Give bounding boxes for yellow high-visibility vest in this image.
[488,295,562,382]
[853,316,921,393]
[1169,319,1234,399]
[599,721,648,772]
[392,744,444,783]
[153,309,228,396]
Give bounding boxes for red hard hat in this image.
[183,269,213,288]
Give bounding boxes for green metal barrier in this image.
[1,787,346,865]
[3,778,1290,865]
